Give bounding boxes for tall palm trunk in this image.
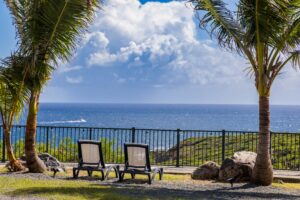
[25,91,46,172]
[3,125,25,171]
[252,96,273,185]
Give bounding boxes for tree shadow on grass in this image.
[5,183,300,200]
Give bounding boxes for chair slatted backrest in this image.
[78,140,105,168]
[124,143,151,171]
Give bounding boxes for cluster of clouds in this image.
[61,0,247,86]
[42,0,300,104]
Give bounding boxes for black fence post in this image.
[176,129,181,167]
[269,131,272,156]
[89,128,92,140]
[222,129,226,162]
[2,127,5,162]
[46,127,49,153]
[131,127,136,143]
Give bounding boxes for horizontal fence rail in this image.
[0,125,299,170]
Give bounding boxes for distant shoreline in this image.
[38,102,300,107]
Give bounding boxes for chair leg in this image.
[73,168,79,178]
[159,171,162,180]
[53,169,58,178]
[131,173,135,179]
[100,170,105,181]
[119,172,124,182]
[159,169,163,180]
[147,174,152,184]
[115,166,119,178]
[88,170,93,177]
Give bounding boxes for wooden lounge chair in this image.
[73,140,119,180]
[119,143,163,184]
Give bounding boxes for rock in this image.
[232,151,257,165]
[20,153,65,174]
[5,159,27,172]
[191,161,220,180]
[219,151,257,182]
[39,153,65,172]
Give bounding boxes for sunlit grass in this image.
[273,182,300,190]
[1,164,299,200]
[0,166,193,200]
[0,176,130,200]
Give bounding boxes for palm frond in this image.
[4,0,25,42]
[192,0,244,52]
[20,0,99,65]
[0,55,30,126]
[191,0,256,69]
[290,50,300,68]
[6,0,99,93]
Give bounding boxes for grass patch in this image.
[0,166,299,200]
[0,167,193,200]
[273,182,300,190]
[0,176,131,200]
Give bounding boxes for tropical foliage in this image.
[191,0,299,185]
[0,54,29,171]
[3,0,100,172]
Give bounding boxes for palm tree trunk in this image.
[3,126,25,171]
[25,91,46,173]
[252,96,273,185]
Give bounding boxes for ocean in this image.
[16,103,300,132]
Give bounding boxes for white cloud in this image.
[88,51,117,66]
[58,65,82,73]
[43,0,299,104]
[66,76,83,84]
[79,0,247,85]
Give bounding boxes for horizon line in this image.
[38,102,300,106]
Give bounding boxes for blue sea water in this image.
[16,103,300,132]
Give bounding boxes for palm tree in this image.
[0,54,29,171]
[190,0,299,185]
[5,0,99,172]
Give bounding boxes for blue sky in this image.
[1,0,300,105]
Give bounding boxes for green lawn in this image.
[0,166,192,200]
[0,170,299,200]
[0,176,127,200]
[273,182,300,190]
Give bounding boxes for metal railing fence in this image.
[0,125,299,170]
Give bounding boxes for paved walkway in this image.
[1,162,300,182]
[160,166,300,182]
[60,163,300,182]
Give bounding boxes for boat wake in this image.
[39,118,87,124]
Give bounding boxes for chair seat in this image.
[119,143,164,184]
[120,167,162,174]
[73,140,120,180]
[74,163,119,171]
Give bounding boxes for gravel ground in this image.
[102,179,300,200]
[0,172,300,200]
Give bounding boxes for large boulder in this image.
[19,153,65,173]
[191,161,220,180]
[219,151,257,182]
